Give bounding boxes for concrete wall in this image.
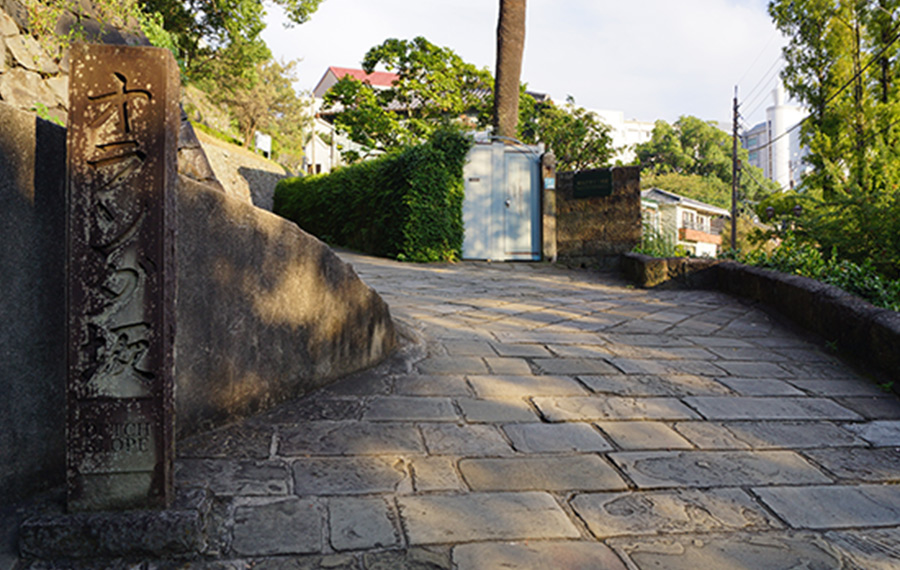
[0,102,67,504]
[555,166,641,268]
[621,252,900,385]
[0,101,397,504]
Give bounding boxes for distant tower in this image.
[766,84,806,190]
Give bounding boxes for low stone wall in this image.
[621,252,900,384]
[0,102,396,504]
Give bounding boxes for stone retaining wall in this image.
[554,167,641,268]
[621,252,900,385]
[0,101,396,504]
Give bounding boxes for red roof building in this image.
[313,66,398,98]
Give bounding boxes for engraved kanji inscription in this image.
[67,44,178,512]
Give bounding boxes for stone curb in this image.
[621,252,900,385]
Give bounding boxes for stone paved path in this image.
[17,253,900,569]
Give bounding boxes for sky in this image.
[261,0,788,128]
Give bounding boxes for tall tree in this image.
[635,116,777,205]
[138,0,324,85]
[323,37,492,156]
[768,0,900,276]
[519,97,615,171]
[492,0,526,139]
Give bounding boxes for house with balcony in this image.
[641,188,730,257]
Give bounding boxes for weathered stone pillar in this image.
[66,44,179,511]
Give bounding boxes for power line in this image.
[738,16,900,157]
[741,54,784,111]
[736,28,782,88]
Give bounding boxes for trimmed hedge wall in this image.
[273,129,472,262]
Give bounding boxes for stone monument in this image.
[66,43,179,511]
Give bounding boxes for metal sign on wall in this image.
[573,169,613,199]
[66,44,179,511]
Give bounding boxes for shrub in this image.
[633,223,690,258]
[274,128,471,262]
[736,232,900,312]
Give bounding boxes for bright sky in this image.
[261,0,787,128]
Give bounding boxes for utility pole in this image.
[731,86,739,251]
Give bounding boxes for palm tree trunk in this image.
[492,0,526,139]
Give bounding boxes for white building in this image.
[592,109,655,164]
[302,67,400,175]
[641,187,731,257]
[742,84,808,190]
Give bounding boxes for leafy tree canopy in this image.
[635,116,777,207]
[138,0,323,86]
[767,0,900,277]
[519,96,614,171]
[323,36,492,156]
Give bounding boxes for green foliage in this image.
[31,102,65,126]
[274,128,473,262]
[736,232,900,311]
[217,57,310,150]
[138,0,323,87]
[768,0,900,278]
[519,96,614,171]
[24,0,143,57]
[633,223,689,258]
[324,36,492,157]
[635,116,777,205]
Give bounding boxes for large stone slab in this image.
[232,498,323,556]
[672,420,866,450]
[802,447,900,482]
[754,485,900,528]
[610,450,832,488]
[459,456,627,492]
[328,496,399,551]
[533,396,699,422]
[468,375,587,398]
[278,422,425,456]
[66,44,180,511]
[826,528,900,570]
[596,421,694,450]
[420,424,514,456]
[608,531,851,569]
[292,456,410,495]
[398,492,580,544]
[532,358,619,375]
[683,396,863,420]
[175,459,290,496]
[842,420,900,446]
[606,358,723,376]
[363,396,458,422]
[571,488,782,537]
[456,397,539,423]
[579,374,730,396]
[453,541,627,570]
[503,422,612,453]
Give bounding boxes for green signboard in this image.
[573,169,613,199]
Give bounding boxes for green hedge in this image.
[273,129,471,262]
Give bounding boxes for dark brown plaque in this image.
[66,44,178,511]
[573,169,613,199]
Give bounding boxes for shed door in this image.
[503,150,540,260]
[462,142,541,261]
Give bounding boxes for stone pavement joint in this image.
[11,251,900,569]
